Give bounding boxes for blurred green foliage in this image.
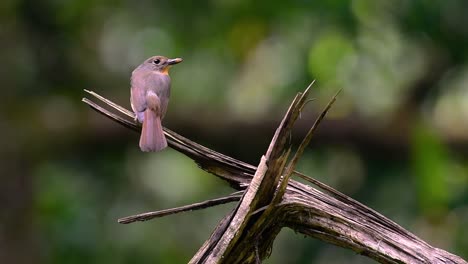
[1,0,468,263]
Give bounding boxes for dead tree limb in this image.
[118,192,243,224]
[82,84,466,264]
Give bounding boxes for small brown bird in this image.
[130,55,182,152]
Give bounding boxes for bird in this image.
[130,55,183,152]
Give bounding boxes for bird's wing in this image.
[130,70,149,114]
[148,73,171,119]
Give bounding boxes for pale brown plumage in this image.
[130,55,182,152]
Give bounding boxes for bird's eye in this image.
[153,59,161,64]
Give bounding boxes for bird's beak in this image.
[167,58,183,65]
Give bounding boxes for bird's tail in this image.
[139,101,167,152]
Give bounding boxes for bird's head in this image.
[143,55,183,75]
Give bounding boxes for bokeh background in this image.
[1,0,468,263]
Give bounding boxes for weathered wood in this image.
[82,87,466,264]
[191,82,313,263]
[118,192,243,224]
[191,83,326,264]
